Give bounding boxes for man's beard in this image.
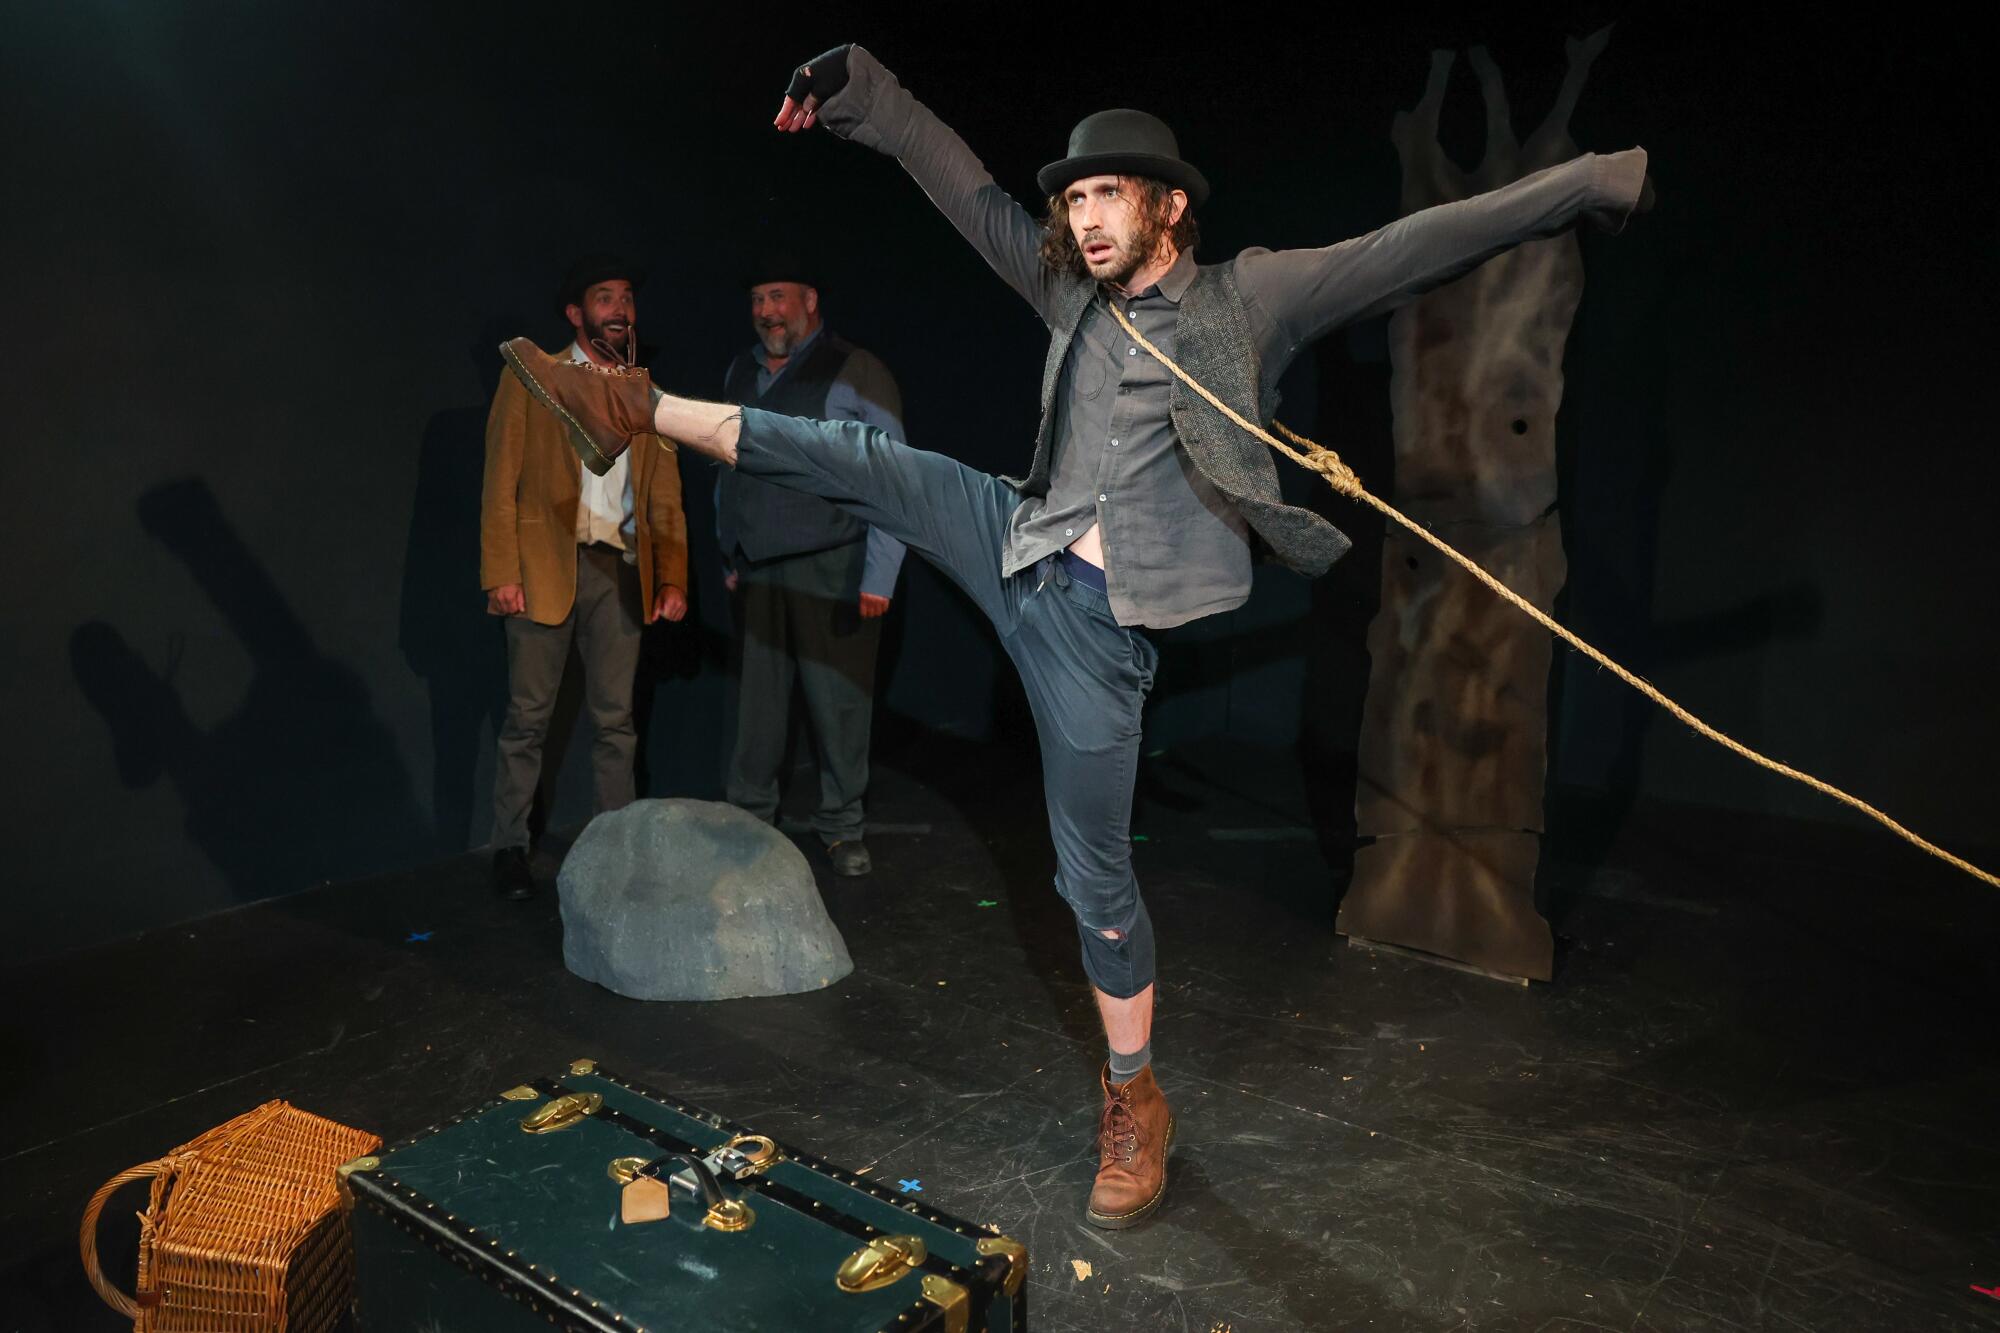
[583,314,633,359]
[758,320,802,357]
[1081,207,1172,286]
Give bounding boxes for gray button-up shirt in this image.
[824,46,1648,627]
[1001,249,1258,626]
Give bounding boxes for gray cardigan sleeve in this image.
[817,46,1068,325]
[1239,148,1650,352]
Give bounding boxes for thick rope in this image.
[1106,301,1998,889]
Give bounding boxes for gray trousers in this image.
[727,542,880,845]
[491,544,642,849]
[734,408,1160,998]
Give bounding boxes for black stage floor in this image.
[6,736,1998,1332]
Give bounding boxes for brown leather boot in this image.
[1086,1062,1174,1229]
[498,338,656,475]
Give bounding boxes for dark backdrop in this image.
[3,3,1992,963]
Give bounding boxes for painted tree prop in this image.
[1338,31,1612,982]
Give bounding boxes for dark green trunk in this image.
[346,1062,1025,1332]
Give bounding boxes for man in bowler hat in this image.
[497,48,1650,1224]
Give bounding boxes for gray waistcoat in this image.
[1010,266,1352,578]
[719,335,870,562]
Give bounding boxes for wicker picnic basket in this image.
[80,1099,381,1332]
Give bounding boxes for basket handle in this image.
[80,1158,175,1318]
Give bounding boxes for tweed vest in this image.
[1011,266,1352,578]
[720,334,870,562]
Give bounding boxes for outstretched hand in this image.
[774,44,852,132]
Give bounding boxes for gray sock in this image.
[1107,1041,1151,1084]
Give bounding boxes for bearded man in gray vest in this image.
[498,41,1650,1229]
[718,255,908,877]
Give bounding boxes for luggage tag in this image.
[620,1174,673,1225]
[611,1156,672,1225]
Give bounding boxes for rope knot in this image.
[1300,446,1363,496]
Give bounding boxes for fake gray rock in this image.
[558,798,852,1001]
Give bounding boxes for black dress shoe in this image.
[826,839,872,877]
[492,846,536,900]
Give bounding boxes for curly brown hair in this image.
[1037,175,1201,279]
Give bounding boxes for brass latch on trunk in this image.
[519,1091,602,1134]
[835,1234,928,1292]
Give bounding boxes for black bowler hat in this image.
[557,252,646,316]
[741,249,818,292]
[1036,109,1209,207]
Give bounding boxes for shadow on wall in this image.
[70,477,431,902]
[400,332,512,854]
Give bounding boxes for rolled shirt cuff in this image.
[1590,146,1650,235]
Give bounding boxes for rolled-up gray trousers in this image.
[734,407,1159,998]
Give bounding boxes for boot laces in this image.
[1098,1088,1141,1166]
